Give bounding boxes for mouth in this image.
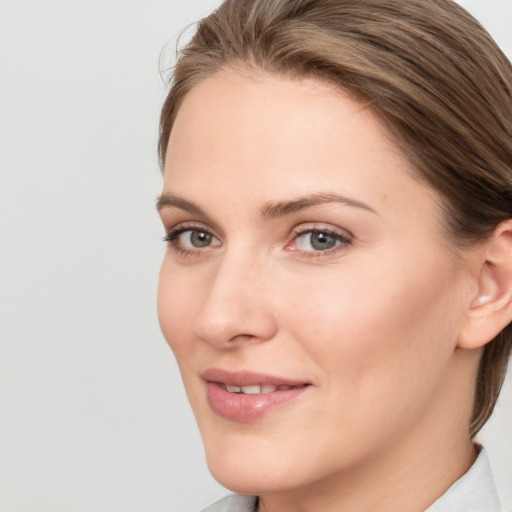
[219,383,307,394]
[202,368,311,422]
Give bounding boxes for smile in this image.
[221,384,304,394]
[202,369,311,422]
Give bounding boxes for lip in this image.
[202,368,311,422]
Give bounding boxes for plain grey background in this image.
[0,1,511,511]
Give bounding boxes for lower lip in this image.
[206,382,310,422]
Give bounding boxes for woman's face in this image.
[158,70,474,495]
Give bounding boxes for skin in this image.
[157,69,483,512]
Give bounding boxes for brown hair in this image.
[159,0,512,436]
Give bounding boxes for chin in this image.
[207,459,290,496]
[203,436,304,495]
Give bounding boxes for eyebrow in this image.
[261,192,378,219]
[156,193,206,215]
[156,191,377,218]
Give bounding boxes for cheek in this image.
[157,258,196,358]
[261,256,464,479]
[158,259,209,415]
[282,253,463,404]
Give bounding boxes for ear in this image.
[458,220,512,349]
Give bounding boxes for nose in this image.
[193,253,278,348]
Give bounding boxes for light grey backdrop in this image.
[0,1,510,511]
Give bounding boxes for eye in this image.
[296,231,339,251]
[179,229,215,248]
[286,226,352,255]
[164,225,221,252]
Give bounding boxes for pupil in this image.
[312,232,335,250]
[191,230,210,247]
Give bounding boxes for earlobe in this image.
[458,220,512,350]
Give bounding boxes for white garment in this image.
[202,494,256,512]
[201,448,502,512]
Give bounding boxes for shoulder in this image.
[201,494,257,512]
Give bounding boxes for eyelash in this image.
[163,223,218,256]
[163,223,352,258]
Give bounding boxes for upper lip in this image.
[202,368,310,387]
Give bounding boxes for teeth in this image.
[223,384,293,394]
[240,385,261,394]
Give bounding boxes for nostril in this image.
[227,333,259,343]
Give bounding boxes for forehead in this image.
[168,70,380,154]
[163,69,440,231]
[168,71,396,174]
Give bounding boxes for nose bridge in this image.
[193,245,277,346]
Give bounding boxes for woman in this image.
[156,0,512,510]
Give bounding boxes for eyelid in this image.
[164,220,219,237]
[159,204,222,231]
